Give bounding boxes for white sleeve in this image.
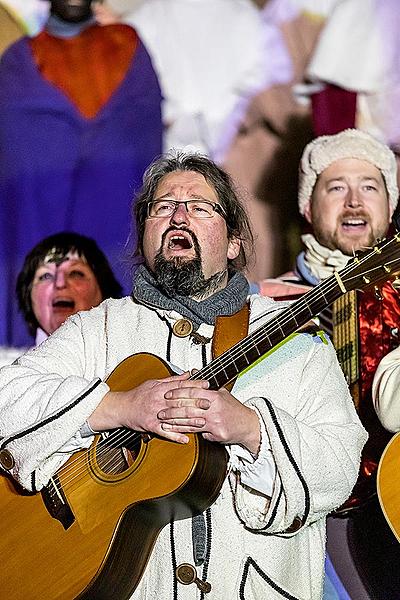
[0,316,109,490]
[229,408,276,497]
[373,344,400,432]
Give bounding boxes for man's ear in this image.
[303,202,313,225]
[227,237,241,260]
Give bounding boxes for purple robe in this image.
[0,31,162,347]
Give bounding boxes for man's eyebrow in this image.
[154,193,211,201]
[324,175,382,184]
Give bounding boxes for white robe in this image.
[0,294,366,599]
[125,0,293,159]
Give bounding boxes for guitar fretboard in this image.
[187,235,400,391]
[190,275,343,390]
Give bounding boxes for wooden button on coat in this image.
[176,563,211,593]
[173,319,193,338]
[0,449,15,470]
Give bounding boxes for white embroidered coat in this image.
[0,295,366,599]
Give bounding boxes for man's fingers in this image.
[164,383,209,399]
[161,421,206,432]
[160,430,190,444]
[159,371,191,383]
[158,398,210,418]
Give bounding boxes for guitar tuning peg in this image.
[374,286,383,301]
[392,277,400,290]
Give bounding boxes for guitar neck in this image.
[192,275,343,390]
[189,234,400,390]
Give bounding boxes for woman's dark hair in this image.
[133,152,254,271]
[17,232,122,337]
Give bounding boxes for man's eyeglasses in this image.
[147,199,226,219]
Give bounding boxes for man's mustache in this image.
[340,211,370,220]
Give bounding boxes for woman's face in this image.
[31,253,102,335]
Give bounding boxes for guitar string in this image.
[51,241,400,492]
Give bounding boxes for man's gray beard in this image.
[153,254,227,299]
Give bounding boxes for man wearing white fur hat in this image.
[260,128,400,599]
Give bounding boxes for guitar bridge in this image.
[41,474,74,530]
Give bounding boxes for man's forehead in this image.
[319,158,384,181]
[155,170,218,198]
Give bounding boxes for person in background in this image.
[0,152,366,599]
[95,0,298,282]
[0,231,122,367]
[97,0,290,159]
[17,231,122,344]
[305,0,400,176]
[0,0,162,348]
[259,128,400,599]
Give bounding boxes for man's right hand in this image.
[87,372,209,444]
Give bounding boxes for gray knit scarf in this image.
[132,264,249,330]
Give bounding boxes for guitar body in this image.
[377,431,400,541]
[0,353,228,600]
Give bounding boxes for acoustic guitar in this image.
[377,432,400,541]
[2,235,400,600]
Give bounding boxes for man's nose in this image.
[345,188,362,208]
[170,202,190,225]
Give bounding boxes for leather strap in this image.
[212,302,250,359]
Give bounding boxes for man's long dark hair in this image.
[17,231,122,337]
[133,152,254,271]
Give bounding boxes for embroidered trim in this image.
[31,471,37,494]
[259,397,310,530]
[239,557,301,600]
[263,483,283,532]
[199,507,212,600]
[0,379,102,450]
[169,522,178,600]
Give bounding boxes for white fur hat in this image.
[298,129,399,216]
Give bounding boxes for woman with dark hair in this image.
[16,231,122,343]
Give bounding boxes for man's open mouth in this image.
[165,230,194,251]
[341,218,368,230]
[167,235,193,250]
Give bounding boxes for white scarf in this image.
[302,233,351,281]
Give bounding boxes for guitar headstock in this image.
[339,233,400,293]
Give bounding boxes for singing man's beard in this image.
[153,247,227,299]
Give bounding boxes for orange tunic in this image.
[29,24,138,119]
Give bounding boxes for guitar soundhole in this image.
[95,429,143,475]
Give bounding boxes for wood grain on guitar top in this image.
[377,431,400,541]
